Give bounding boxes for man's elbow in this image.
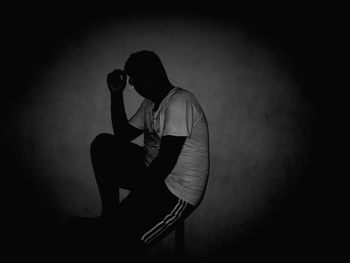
[158,155,179,174]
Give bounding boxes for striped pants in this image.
[118,183,194,254]
[90,133,195,254]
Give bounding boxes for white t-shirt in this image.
[129,87,209,206]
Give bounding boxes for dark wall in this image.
[3,4,331,261]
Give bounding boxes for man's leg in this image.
[114,182,195,256]
[90,133,146,219]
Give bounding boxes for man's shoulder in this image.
[170,87,196,102]
[166,88,205,115]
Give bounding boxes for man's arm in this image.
[111,92,143,141]
[143,135,186,186]
[108,69,143,141]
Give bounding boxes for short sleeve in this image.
[129,99,146,130]
[163,97,194,137]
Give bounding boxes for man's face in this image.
[127,74,154,100]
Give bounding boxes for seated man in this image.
[89,50,209,255]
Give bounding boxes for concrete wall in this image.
[11,15,314,259]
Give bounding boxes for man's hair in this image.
[124,50,169,85]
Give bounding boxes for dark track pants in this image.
[90,133,195,255]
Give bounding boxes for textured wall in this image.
[8,14,315,260]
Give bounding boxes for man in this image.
[89,50,209,255]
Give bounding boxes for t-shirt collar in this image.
[152,87,180,115]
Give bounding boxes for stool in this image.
[175,219,185,256]
[117,189,185,256]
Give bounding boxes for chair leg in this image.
[175,220,185,256]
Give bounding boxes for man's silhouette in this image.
[76,51,209,255]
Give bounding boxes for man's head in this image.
[124,50,170,100]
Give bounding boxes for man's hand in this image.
[107,69,127,93]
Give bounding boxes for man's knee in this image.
[90,133,129,156]
[90,133,115,155]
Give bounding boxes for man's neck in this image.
[153,84,174,112]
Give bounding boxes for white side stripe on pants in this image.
[141,199,187,244]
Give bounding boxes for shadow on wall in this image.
[9,14,317,259]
